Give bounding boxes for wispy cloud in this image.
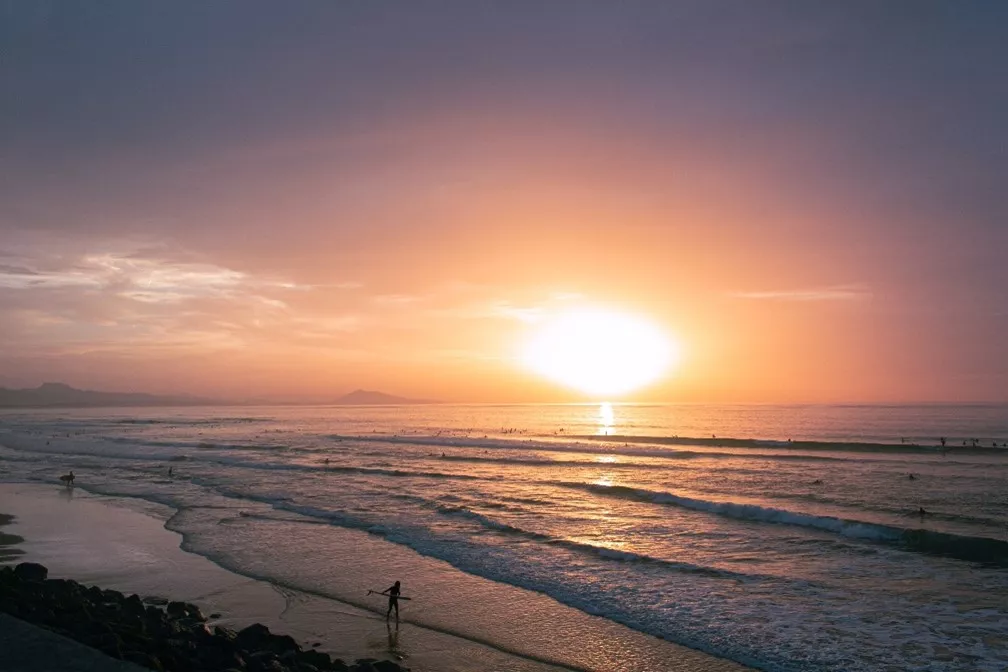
[0,251,308,303]
[730,284,872,302]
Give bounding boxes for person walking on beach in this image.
[382,581,402,621]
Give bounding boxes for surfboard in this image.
[367,590,412,600]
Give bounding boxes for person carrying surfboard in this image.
[381,581,401,621]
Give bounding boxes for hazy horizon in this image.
[3,3,1007,404]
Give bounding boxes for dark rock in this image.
[124,650,164,671]
[123,593,144,614]
[237,622,300,656]
[103,588,125,603]
[215,625,239,642]
[94,632,125,659]
[13,562,48,582]
[237,622,273,646]
[210,612,222,619]
[330,662,349,672]
[198,642,246,669]
[165,600,187,617]
[298,650,331,668]
[143,595,169,606]
[350,664,376,672]
[246,650,283,672]
[372,661,403,672]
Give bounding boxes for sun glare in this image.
[521,308,677,397]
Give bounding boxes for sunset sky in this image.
[2,2,1006,403]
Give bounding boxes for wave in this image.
[330,433,929,464]
[433,505,786,584]
[583,434,1008,456]
[560,482,1008,565]
[112,417,274,425]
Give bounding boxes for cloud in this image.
[730,284,872,302]
[0,250,311,303]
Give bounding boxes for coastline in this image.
[0,482,749,672]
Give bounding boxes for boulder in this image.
[298,649,331,669]
[13,562,48,582]
[124,651,164,671]
[237,622,273,649]
[373,661,403,672]
[215,625,239,643]
[237,622,301,656]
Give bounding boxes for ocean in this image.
[1,403,1006,671]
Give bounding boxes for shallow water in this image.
[1,403,1006,671]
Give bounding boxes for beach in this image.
[0,482,744,672]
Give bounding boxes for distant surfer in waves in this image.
[382,581,402,621]
[918,507,927,517]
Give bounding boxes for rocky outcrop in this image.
[0,563,408,672]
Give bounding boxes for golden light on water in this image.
[599,401,615,435]
[521,308,677,397]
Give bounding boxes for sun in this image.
[521,308,677,397]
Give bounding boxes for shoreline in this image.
[0,483,576,672]
[1,482,749,672]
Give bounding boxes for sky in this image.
[1,1,1006,403]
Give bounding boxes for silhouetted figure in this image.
[940,437,946,448]
[812,479,823,485]
[168,466,173,477]
[59,471,74,487]
[908,473,916,481]
[918,507,927,517]
[381,581,401,621]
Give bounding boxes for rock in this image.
[373,661,403,672]
[13,562,48,582]
[211,612,222,619]
[120,594,146,630]
[238,622,273,644]
[330,661,349,672]
[350,664,376,672]
[124,651,164,671]
[215,625,239,642]
[246,650,283,672]
[102,588,125,603]
[298,649,331,668]
[166,600,187,617]
[237,622,300,656]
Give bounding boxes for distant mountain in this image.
[0,383,216,408]
[334,389,435,405]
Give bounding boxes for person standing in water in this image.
[382,581,402,621]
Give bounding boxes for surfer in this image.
[918,507,927,517]
[381,581,402,621]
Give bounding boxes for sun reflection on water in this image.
[598,402,615,435]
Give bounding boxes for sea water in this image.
[1,403,1006,671]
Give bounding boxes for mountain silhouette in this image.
[334,389,434,405]
[0,383,215,408]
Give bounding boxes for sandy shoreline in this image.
[0,483,574,672]
[0,481,750,672]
